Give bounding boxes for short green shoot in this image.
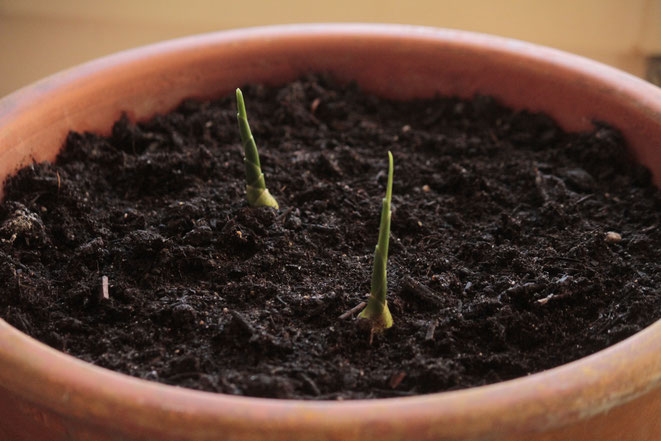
[236,88,279,209]
[359,152,394,339]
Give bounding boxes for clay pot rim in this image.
[1,24,661,438]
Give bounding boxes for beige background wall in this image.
[1,0,660,97]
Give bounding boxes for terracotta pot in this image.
[1,24,661,441]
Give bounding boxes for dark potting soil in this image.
[1,75,660,400]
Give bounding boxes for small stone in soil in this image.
[605,231,622,243]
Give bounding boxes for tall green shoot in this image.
[236,88,279,209]
[359,152,394,338]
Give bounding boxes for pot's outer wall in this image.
[1,24,661,441]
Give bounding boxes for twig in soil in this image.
[308,223,337,234]
[372,388,416,397]
[388,371,407,389]
[276,206,294,223]
[230,310,255,335]
[338,301,366,320]
[640,224,658,233]
[310,98,321,113]
[13,268,21,297]
[425,319,438,341]
[536,294,554,305]
[166,371,201,382]
[400,276,445,307]
[542,256,582,264]
[573,194,593,205]
[358,152,395,335]
[101,275,109,300]
[236,88,279,209]
[537,291,578,305]
[300,373,321,396]
[505,282,544,297]
[533,166,549,203]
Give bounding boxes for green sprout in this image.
[236,88,279,209]
[359,151,394,337]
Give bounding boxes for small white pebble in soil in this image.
[222,307,229,313]
[401,124,411,133]
[422,184,431,192]
[417,221,423,227]
[605,231,622,243]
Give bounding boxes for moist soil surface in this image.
[1,75,660,400]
